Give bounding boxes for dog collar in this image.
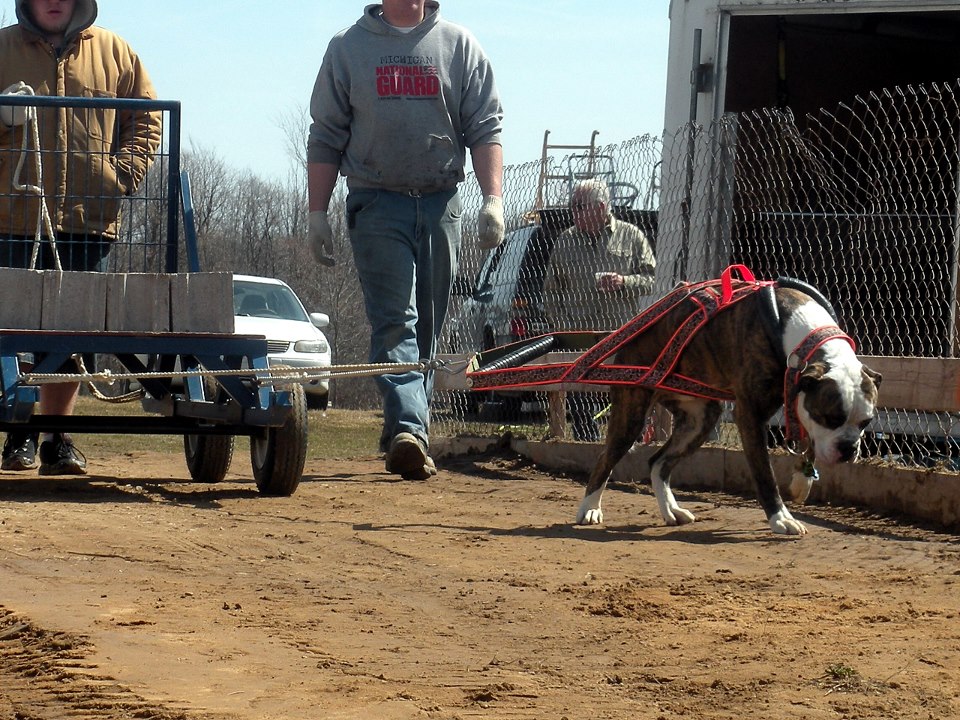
[783,326,857,451]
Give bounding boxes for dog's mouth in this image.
[811,435,861,465]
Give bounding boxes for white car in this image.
[233,274,332,410]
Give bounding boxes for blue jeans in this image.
[346,188,461,451]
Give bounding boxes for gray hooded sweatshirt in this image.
[307,2,502,193]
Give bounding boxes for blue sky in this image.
[91,2,671,180]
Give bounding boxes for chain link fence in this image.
[435,79,960,471]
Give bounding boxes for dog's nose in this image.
[837,440,857,462]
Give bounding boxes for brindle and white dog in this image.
[576,283,882,536]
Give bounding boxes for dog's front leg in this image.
[735,405,807,536]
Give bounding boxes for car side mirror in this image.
[310,312,330,329]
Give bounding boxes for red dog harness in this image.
[469,265,772,399]
[468,265,856,450]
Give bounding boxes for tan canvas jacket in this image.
[0,0,161,241]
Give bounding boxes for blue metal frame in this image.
[180,170,202,273]
[0,95,184,271]
[0,330,291,435]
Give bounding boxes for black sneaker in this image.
[38,434,87,476]
[385,432,434,480]
[2,432,38,471]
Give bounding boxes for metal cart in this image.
[0,95,308,495]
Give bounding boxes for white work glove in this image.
[477,195,504,250]
[308,210,336,267]
[1,81,33,128]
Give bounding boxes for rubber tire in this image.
[250,367,308,496]
[184,434,235,484]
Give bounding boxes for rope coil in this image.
[8,83,61,271]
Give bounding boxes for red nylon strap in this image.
[559,276,770,385]
[469,272,773,399]
[555,279,701,383]
[468,265,780,401]
[720,264,756,305]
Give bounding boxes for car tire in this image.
[306,393,329,411]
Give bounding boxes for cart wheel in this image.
[184,434,235,483]
[250,366,308,496]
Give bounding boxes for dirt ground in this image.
[0,441,958,720]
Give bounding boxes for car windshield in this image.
[234,280,310,322]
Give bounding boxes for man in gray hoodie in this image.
[308,1,504,480]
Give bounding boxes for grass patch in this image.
[307,408,383,458]
[816,662,885,695]
[70,396,383,460]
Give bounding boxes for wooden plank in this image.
[0,268,43,330]
[548,391,568,439]
[41,271,107,331]
[859,355,960,413]
[170,272,234,333]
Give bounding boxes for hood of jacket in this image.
[360,1,439,36]
[16,0,98,45]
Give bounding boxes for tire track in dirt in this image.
[0,609,226,720]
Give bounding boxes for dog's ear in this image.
[798,361,828,393]
[862,364,882,389]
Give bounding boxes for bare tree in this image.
[181,142,236,269]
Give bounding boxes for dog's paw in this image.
[670,507,697,525]
[576,494,604,525]
[769,510,807,536]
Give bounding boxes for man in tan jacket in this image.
[0,0,162,474]
[544,179,656,441]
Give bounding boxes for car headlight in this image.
[294,338,329,353]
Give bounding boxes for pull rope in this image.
[9,83,61,271]
[77,355,146,404]
[22,357,468,389]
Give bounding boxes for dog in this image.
[576,278,882,536]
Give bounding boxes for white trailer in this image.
[654,0,960,286]
[664,0,960,133]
